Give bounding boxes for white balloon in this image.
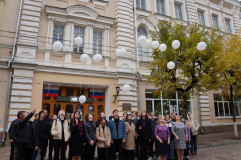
[197,42,207,51]
[123,84,131,92]
[121,48,127,55]
[172,40,180,49]
[52,41,63,52]
[167,61,175,70]
[116,49,122,56]
[159,44,167,52]
[93,54,103,63]
[152,41,160,49]
[138,36,147,46]
[74,37,83,46]
[80,54,89,64]
[143,39,152,48]
[79,95,86,104]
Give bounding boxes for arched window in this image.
[137,26,149,62]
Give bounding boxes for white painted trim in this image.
[172,0,188,21]
[210,9,223,31]
[197,7,210,27]
[223,14,235,34]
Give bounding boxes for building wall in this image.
[0,0,241,133]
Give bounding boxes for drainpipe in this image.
[197,94,204,134]
[1,0,23,145]
[133,0,141,111]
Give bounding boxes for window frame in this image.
[197,10,205,26]
[156,0,165,15]
[93,29,103,55]
[136,0,146,10]
[73,26,85,54]
[137,26,150,62]
[213,93,241,118]
[174,3,183,20]
[53,24,65,44]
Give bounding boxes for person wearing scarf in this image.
[69,111,86,160]
[51,110,70,160]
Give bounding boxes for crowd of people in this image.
[8,108,200,160]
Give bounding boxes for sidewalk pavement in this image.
[1,131,241,160]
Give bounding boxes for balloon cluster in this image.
[137,36,207,70]
[52,37,103,64]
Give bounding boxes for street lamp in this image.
[113,86,120,102]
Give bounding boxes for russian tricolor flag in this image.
[43,86,59,97]
[90,89,104,99]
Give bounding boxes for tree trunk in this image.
[230,85,238,138]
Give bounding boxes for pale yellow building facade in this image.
[0,0,241,138]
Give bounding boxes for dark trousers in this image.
[33,147,47,160]
[135,138,140,160]
[111,139,123,160]
[84,143,96,160]
[48,138,54,160]
[97,148,108,160]
[53,140,67,160]
[191,135,197,154]
[148,138,154,157]
[10,142,14,160]
[123,149,134,160]
[140,139,149,160]
[108,144,112,159]
[18,147,34,160]
[184,142,190,158]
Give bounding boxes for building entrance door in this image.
[42,86,105,122]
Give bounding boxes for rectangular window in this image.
[212,15,219,30]
[198,11,205,26]
[214,94,241,117]
[156,0,165,15]
[145,90,192,115]
[93,30,103,55]
[225,19,231,33]
[74,26,85,53]
[174,3,183,20]
[53,24,64,43]
[136,0,146,10]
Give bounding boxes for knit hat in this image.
[39,111,44,117]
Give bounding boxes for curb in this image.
[198,140,241,149]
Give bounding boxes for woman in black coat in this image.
[137,110,152,160]
[69,111,86,160]
[84,114,96,160]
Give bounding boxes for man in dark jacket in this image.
[84,113,97,160]
[13,109,38,160]
[33,111,50,160]
[133,111,141,160]
[8,111,24,160]
[137,110,151,160]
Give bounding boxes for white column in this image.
[46,16,54,49]
[85,23,93,55]
[103,26,110,56]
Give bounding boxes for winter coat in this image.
[96,125,111,148]
[150,119,156,138]
[36,119,50,147]
[9,119,18,140]
[14,112,38,149]
[108,118,126,141]
[84,121,97,143]
[137,118,152,140]
[122,122,135,150]
[187,112,200,136]
[51,118,70,142]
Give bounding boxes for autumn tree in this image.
[148,21,224,115]
[218,34,241,137]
